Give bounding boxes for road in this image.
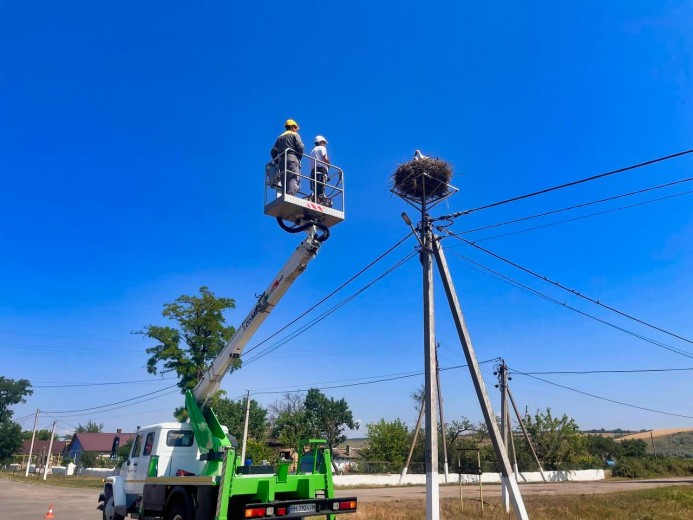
[0,477,690,520]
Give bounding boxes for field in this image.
[618,428,693,442]
[347,486,693,519]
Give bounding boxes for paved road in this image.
[0,477,691,519]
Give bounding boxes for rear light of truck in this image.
[333,500,357,511]
[245,507,269,518]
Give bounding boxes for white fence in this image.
[333,469,605,487]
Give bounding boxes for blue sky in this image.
[2,1,692,439]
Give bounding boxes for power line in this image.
[446,231,693,345]
[456,177,693,236]
[465,190,693,243]
[42,384,179,414]
[510,368,693,420]
[242,251,417,366]
[445,249,693,359]
[32,377,176,388]
[513,367,693,375]
[243,233,413,356]
[443,148,693,218]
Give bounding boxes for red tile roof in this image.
[69,432,135,453]
[20,439,67,455]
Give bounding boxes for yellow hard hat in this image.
[284,119,299,130]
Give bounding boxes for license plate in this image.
[289,503,317,513]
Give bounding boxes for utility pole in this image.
[43,421,57,481]
[435,344,449,483]
[498,361,510,512]
[421,209,440,520]
[650,432,657,458]
[240,390,251,464]
[508,388,547,482]
[25,409,39,477]
[433,239,529,519]
[399,401,425,484]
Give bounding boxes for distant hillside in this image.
[617,427,693,441]
[645,431,693,458]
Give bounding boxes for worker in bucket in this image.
[271,119,304,196]
[309,135,330,203]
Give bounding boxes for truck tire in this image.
[166,496,193,520]
[102,487,125,520]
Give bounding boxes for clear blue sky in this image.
[2,1,692,439]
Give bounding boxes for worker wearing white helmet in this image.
[309,135,330,202]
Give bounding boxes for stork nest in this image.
[392,157,453,201]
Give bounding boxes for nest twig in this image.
[392,158,453,201]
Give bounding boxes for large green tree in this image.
[0,376,32,423]
[0,420,23,464]
[521,408,593,470]
[270,393,311,450]
[304,388,358,453]
[361,419,410,471]
[209,391,269,441]
[137,286,237,394]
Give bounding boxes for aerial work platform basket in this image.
[264,149,345,228]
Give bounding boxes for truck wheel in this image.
[167,498,193,520]
[103,488,124,520]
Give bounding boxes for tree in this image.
[22,428,57,441]
[0,376,32,423]
[209,391,269,441]
[361,419,410,471]
[521,408,593,470]
[304,388,358,453]
[0,419,23,464]
[76,420,104,433]
[270,393,311,450]
[137,286,237,394]
[621,439,647,457]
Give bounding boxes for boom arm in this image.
[193,233,322,404]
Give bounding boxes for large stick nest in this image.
[392,157,453,201]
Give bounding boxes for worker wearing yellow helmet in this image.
[270,119,304,196]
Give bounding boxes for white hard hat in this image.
[314,135,328,144]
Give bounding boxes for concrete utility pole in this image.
[43,421,57,481]
[399,401,425,484]
[433,239,529,520]
[435,344,449,483]
[421,211,440,520]
[499,362,510,512]
[240,390,251,464]
[508,388,547,482]
[25,409,39,477]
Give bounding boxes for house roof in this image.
[69,432,136,452]
[20,439,67,455]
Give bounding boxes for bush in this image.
[612,456,693,478]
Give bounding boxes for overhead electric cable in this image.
[447,231,693,345]
[468,190,693,242]
[445,249,693,359]
[33,377,177,388]
[515,367,693,375]
[510,368,693,419]
[242,251,417,365]
[42,383,178,414]
[443,148,693,218]
[244,233,413,355]
[457,178,693,235]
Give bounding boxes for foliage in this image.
[647,431,693,458]
[75,420,104,433]
[521,408,594,470]
[118,438,134,460]
[136,286,237,396]
[361,419,410,470]
[621,438,648,457]
[22,428,57,441]
[304,388,358,453]
[270,390,357,454]
[0,376,32,423]
[612,456,693,478]
[244,438,277,464]
[209,391,269,441]
[270,393,310,450]
[0,419,23,464]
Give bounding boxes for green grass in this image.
[0,472,105,488]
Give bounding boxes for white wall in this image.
[333,469,605,487]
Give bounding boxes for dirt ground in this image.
[0,476,690,520]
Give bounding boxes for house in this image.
[17,439,67,470]
[331,444,362,474]
[65,432,135,463]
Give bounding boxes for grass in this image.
[0,471,105,488]
[342,486,693,520]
